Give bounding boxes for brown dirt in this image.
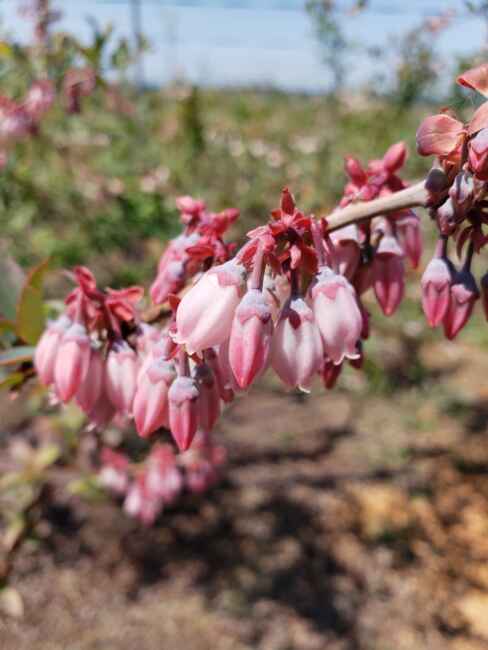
[4,335,488,649]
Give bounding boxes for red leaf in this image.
[416,114,465,157]
[457,63,488,98]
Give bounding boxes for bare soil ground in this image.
[4,336,488,650]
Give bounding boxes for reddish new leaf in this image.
[457,63,488,98]
[416,114,465,157]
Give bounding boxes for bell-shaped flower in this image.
[421,252,454,327]
[328,224,361,279]
[228,289,273,389]
[133,359,176,438]
[35,315,72,386]
[168,375,200,451]
[150,260,186,305]
[105,341,139,415]
[193,363,221,432]
[174,260,246,355]
[395,212,423,269]
[271,297,323,391]
[443,268,479,340]
[54,322,91,402]
[75,347,104,414]
[310,266,362,365]
[372,235,405,316]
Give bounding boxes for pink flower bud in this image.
[469,128,488,179]
[193,363,221,432]
[150,260,186,305]
[372,236,405,316]
[54,323,91,402]
[75,347,104,414]
[311,267,362,365]
[443,269,479,340]
[271,297,323,391]
[133,359,175,438]
[168,376,200,451]
[34,315,71,386]
[421,255,454,327]
[105,341,139,415]
[395,212,423,269]
[175,260,246,355]
[329,225,361,279]
[228,289,273,389]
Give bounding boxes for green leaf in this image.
[16,259,50,345]
[0,346,35,367]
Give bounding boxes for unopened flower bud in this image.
[105,341,139,415]
[372,236,405,316]
[310,267,362,365]
[168,376,200,451]
[175,260,246,354]
[54,323,91,402]
[271,297,323,391]
[150,260,186,305]
[35,315,71,386]
[75,347,104,414]
[229,289,273,389]
[443,268,479,340]
[133,359,176,438]
[421,252,454,327]
[329,225,361,279]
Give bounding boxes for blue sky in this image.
[0,0,485,91]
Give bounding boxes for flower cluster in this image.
[416,63,488,338]
[173,142,419,396]
[99,434,226,525]
[150,196,238,305]
[34,197,242,457]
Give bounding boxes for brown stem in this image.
[326,181,430,233]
